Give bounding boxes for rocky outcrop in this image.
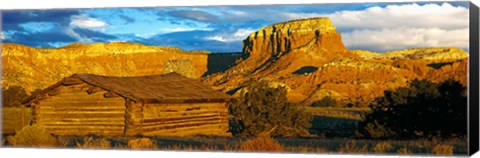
[205,17,468,106]
[163,59,197,78]
[242,18,347,61]
[205,18,358,91]
[353,48,468,63]
[2,42,209,93]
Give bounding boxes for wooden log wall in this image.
[1,107,32,134]
[127,102,231,136]
[32,83,126,136]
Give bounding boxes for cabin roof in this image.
[24,72,231,104]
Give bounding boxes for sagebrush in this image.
[128,138,157,149]
[229,80,312,137]
[7,124,60,147]
[76,136,111,149]
[238,136,284,152]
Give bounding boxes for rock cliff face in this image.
[242,18,347,60]
[2,42,209,93]
[240,18,357,76]
[205,18,358,91]
[163,59,197,78]
[205,18,468,106]
[353,48,468,63]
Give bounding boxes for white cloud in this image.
[66,14,109,42]
[342,27,469,52]
[282,2,469,51]
[64,28,93,43]
[283,3,469,30]
[70,14,108,29]
[205,28,255,42]
[0,32,6,40]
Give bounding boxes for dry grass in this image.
[397,147,412,154]
[7,124,60,147]
[373,141,393,153]
[159,144,216,151]
[127,138,157,150]
[238,136,284,152]
[286,146,330,153]
[432,144,454,155]
[305,107,369,120]
[76,136,111,149]
[337,140,369,154]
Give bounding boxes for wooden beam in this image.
[62,78,83,86]
[104,92,120,98]
[86,87,103,94]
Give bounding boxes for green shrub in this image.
[357,79,467,139]
[229,80,312,137]
[8,124,60,147]
[311,96,338,107]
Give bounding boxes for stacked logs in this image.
[32,83,126,136]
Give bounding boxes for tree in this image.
[229,80,312,137]
[2,86,29,107]
[356,79,467,139]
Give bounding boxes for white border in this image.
[0,0,479,158]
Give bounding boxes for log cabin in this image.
[22,72,232,137]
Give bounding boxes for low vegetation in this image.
[372,141,393,153]
[3,131,467,155]
[238,136,284,152]
[127,138,157,150]
[357,79,467,139]
[432,144,454,155]
[337,140,369,154]
[7,124,60,147]
[311,96,338,107]
[1,79,467,156]
[76,136,111,149]
[229,80,312,137]
[396,147,412,154]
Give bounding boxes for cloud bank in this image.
[283,3,469,52]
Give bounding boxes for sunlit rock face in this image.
[2,42,209,93]
[204,17,468,106]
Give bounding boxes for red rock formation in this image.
[205,18,468,106]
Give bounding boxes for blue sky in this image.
[0,1,470,52]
